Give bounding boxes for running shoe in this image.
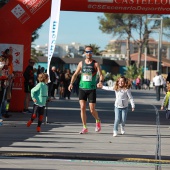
[27,120,32,127]
[79,128,88,134]
[37,126,41,132]
[95,120,101,132]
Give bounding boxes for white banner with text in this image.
[47,0,61,81]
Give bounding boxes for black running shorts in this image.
[33,104,45,116]
[79,89,96,103]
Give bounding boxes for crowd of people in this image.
[131,76,151,90]
[23,63,81,132]
[23,64,80,111]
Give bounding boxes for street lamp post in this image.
[147,18,163,73]
[144,47,147,79]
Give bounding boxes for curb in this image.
[0,152,170,164]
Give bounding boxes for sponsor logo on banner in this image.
[22,0,50,14]
[11,4,30,24]
[47,0,61,82]
[87,0,170,13]
[88,0,113,2]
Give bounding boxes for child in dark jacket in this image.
[26,73,48,132]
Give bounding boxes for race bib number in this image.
[82,73,92,81]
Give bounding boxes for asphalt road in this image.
[0,88,170,170]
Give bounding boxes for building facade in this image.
[35,42,85,58]
[104,38,170,60]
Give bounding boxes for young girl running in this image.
[27,73,49,132]
[98,76,135,137]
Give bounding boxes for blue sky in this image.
[34,11,167,51]
[34,11,113,51]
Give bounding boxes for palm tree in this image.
[125,64,143,79]
[31,46,44,63]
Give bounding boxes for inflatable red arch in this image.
[0,0,169,111]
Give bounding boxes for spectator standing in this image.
[162,76,167,94]
[37,65,41,75]
[132,79,136,89]
[166,72,170,83]
[146,78,150,90]
[73,72,81,96]
[23,59,35,113]
[51,66,59,99]
[48,66,56,100]
[153,71,164,101]
[40,67,45,73]
[55,68,60,95]
[33,68,37,85]
[135,76,141,90]
[64,69,72,99]
[36,65,41,83]
[59,71,65,99]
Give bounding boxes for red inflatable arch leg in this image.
[0,0,168,112]
[0,0,51,111]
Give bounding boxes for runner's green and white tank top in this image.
[79,60,97,90]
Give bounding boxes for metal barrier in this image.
[153,105,162,170]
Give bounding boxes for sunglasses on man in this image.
[85,51,93,54]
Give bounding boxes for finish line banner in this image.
[60,0,170,14]
[47,0,61,81]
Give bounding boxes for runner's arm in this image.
[95,62,104,83]
[68,62,82,91]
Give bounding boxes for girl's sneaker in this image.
[79,128,88,134]
[120,125,125,135]
[113,131,118,137]
[37,127,41,132]
[27,120,32,127]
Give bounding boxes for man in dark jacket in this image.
[166,72,170,83]
[48,66,56,99]
[23,59,35,113]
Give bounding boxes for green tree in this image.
[131,14,161,68]
[98,14,137,66]
[112,74,121,81]
[98,14,170,68]
[31,25,44,63]
[125,64,143,79]
[32,26,42,42]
